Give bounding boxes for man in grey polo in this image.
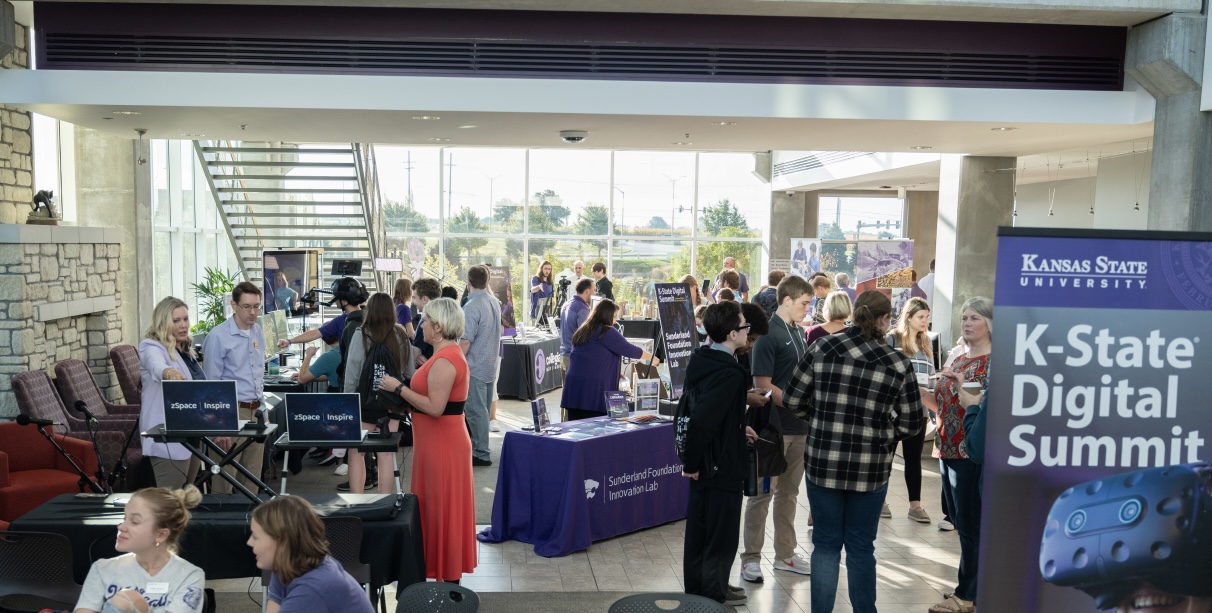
[460,265,501,467]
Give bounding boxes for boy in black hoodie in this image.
[681,301,763,606]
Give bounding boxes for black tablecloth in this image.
[618,319,664,361]
[12,493,425,589]
[497,336,564,400]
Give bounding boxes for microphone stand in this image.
[31,424,106,494]
[108,417,142,490]
[82,415,114,494]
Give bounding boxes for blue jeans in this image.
[805,480,887,613]
[465,376,493,461]
[940,458,982,601]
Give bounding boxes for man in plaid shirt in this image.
[783,291,925,613]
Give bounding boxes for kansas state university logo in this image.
[534,349,546,385]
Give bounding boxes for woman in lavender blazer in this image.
[138,296,204,489]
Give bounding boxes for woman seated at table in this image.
[560,299,660,422]
[378,297,477,583]
[75,485,205,613]
[247,496,373,613]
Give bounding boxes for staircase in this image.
[194,141,386,293]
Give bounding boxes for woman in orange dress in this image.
[378,297,476,582]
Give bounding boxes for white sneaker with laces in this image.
[334,463,349,476]
[773,554,811,576]
[938,519,955,531]
[490,420,501,433]
[739,561,764,583]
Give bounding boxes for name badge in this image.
[145,582,170,594]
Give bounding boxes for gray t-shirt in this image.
[751,313,809,436]
[461,289,502,383]
[77,553,205,613]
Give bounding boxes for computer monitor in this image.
[264,249,322,315]
[257,310,289,363]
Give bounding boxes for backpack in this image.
[336,309,365,383]
[673,385,717,479]
[355,329,405,418]
[747,402,788,478]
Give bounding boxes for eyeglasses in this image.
[235,303,261,312]
[734,324,751,333]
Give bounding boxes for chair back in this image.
[0,423,55,473]
[396,582,479,613]
[608,593,729,613]
[321,516,371,584]
[11,371,79,437]
[109,345,142,406]
[53,360,111,421]
[0,531,81,608]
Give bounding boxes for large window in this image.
[151,140,238,316]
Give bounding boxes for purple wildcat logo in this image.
[535,349,546,385]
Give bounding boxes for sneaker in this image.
[334,463,349,476]
[727,584,745,596]
[336,476,377,492]
[881,503,892,518]
[773,554,811,576]
[739,561,764,583]
[317,451,340,467]
[490,420,501,433]
[908,507,931,523]
[307,447,327,458]
[472,457,493,467]
[938,519,956,531]
[723,591,747,607]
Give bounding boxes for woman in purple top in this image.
[248,496,373,613]
[560,299,660,421]
[529,260,553,321]
[805,290,852,346]
[393,278,416,340]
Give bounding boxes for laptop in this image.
[162,380,247,433]
[284,393,367,445]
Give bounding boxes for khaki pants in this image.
[210,406,266,494]
[150,456,201,490]
[741,433,807,564]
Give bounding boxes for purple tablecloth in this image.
[477,418,689,557]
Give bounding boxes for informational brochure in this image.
[635,378,660,413]
[605,391,629,420]
[530,397,551,434]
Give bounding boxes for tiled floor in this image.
[213,390,961,612]
[457,393,962,612]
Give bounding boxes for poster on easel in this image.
[489,266,517,336]
[654,282,695,399]
[789,238,821,278]
[980,227,1212,612]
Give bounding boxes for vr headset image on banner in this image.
[1039,462,1212,609]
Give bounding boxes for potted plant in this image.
[189,267,241,348]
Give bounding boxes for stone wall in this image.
[0,20,31,225]
[0,225,125,417]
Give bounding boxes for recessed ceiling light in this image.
[710,121,737,126]
[458,125,478,129]
[427,137,450,142]
[672,142,693,146]
[412,116,440,121]
[112,111,142,115]
[180,133,205,138]
[909,145,933,150]
[991,127,1017,131]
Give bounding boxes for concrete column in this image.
[768,189,821,263]
[1126,12,1212,231]
[74,127,141,346]
[134,138,154,334]
[934,155,1015,347]
[903,190,938,276]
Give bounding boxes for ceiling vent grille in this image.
[774,152,874,177]
[40,34,1123,90]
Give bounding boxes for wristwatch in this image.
[394,381,406,394]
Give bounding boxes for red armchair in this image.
[54,359,141,420]
[0,422,100,523]
[109,345,143,406]
[12,370,143,492]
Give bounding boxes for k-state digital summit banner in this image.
[982,228,1212,612]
